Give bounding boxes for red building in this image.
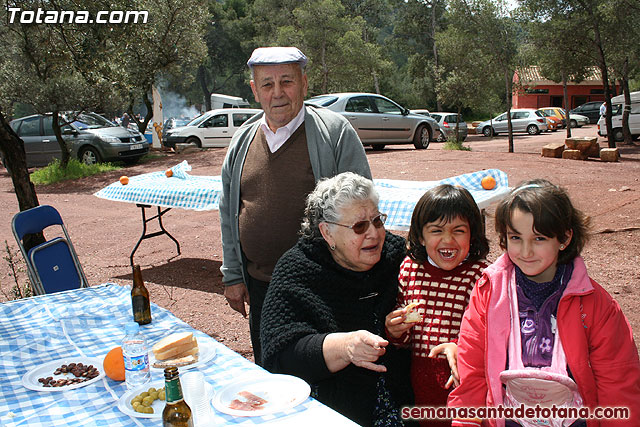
[512,66,620,109]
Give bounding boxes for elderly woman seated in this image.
[260,172,412,426]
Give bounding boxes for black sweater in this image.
[261,232,412,426]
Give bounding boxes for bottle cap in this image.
[125,321,140,335]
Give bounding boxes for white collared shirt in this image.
[260,107,305,153]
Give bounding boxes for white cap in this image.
[247,47,308,69]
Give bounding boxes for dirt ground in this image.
[1,124,639,362]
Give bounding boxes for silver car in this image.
[8,112,149,167]
[307,93,438,150]
[476,109,548,137]
[429,112,468,142]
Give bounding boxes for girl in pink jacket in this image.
[448,179,640,427]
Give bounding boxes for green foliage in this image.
[1,241,32,301]
[443,137,471,151]
[29,159,120,186]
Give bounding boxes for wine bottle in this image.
[162,367,193,427]
[131,264,152,325]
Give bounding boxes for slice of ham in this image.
[228,390,268,411]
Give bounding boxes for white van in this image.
[163,108,261,148]
[210,93,250,110]
[597,91,640,141]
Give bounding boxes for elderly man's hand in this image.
[224,283,249,318]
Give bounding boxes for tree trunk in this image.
[622,74,632,145]
[0,110,45,252]
[562,73,571,138]
[198,66,211,111]
[321,41,328,94]
[51,111,71,169]
[591,22,614,148]
[431,0,442,112]
[505,69,514,153]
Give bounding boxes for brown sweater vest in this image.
[238,125,315,282]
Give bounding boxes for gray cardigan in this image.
[219,105,372,286]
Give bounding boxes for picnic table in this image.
[94,167,509,261]
[0,284,357,426]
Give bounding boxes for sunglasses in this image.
[324,213,388,235]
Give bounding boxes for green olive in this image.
[134,405,146,413]
[131,396,142,404]
[147,387,157,393]
[158,389,165,401]
[142,396,155,406]
[139,391,149,398]
[142,406,154,414]
[149,391,159,400]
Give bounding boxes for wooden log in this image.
[541,142,565,158]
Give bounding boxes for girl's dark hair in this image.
[494,179,591,264]
[407,184,489,263]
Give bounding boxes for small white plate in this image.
[149,339,216,372]
[117,379,215,419]
[117,380,165,419]
[22,357,104,392]
[212,374,310,417]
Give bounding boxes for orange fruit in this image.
[165,169,173,177]
[481,175,496,190]
[103,346,125,381]
[119,176,129,185]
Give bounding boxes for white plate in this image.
[117,380,165,419]
[212,374,310,417]
[149,339,216,372]
[117,379,215,419]
[22,357,105,392]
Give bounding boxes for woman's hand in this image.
[385,308,414,342]
[429,342,459,388]
[323,331,388,373]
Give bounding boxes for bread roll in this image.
[403,302,422,324]
[152,332,198,360]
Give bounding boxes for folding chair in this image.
[12,205,88,295]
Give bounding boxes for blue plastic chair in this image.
[12,205,88,295]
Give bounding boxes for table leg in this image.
[130,204,181,266]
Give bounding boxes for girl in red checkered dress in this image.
[386,184,490,426]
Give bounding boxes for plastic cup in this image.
[181,371,211,426]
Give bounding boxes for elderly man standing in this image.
[219,47,371,364]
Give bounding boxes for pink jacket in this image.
[448,254,640,426]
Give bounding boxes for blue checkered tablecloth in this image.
[94,169,509,232]
[0,284,355,426]
[94,172,223,211]
[375,168,509,231]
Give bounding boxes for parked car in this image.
[476,109,548,137]
[538,107,566,128]
[306,93,438,150]
[428,112,468,141]
[570,101,603,124]
[410,109,431,117]
[163,108,261,148]
[7,112,149,167]
[597,90,640,141]
[162,117,192,136]
[537,110,560,131]
[568,113,589,128]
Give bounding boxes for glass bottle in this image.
[162,367,194,427]
[122,321,150,389]
[131,264,151,325]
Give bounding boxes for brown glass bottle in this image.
[162,367,193,427]
[131,264,151,325]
